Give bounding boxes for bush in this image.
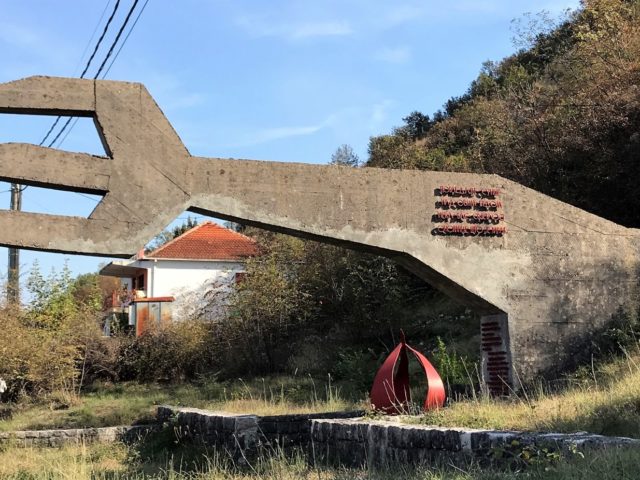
[115,320,214,382]
[0,307,83,400]
[431,337,472,387]
[0,264,112,401]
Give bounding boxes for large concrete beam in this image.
[1,76,638,387]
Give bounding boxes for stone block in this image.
[443,429,462,451]
[407,427,429,449]
[258,421,277,434]
[222,417,235,432]
[235,415,258,433]
[429,429,445,450]
[368,424,389,445]
[387,425,407,448]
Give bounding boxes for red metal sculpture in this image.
[370,332,446,414]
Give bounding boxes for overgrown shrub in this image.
[115,321,214,382]
[431,337,472,387]
[0,307,86,400]
[0,264,108,400]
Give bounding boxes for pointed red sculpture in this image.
[370,332,446,414]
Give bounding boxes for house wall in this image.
[143,259,245,320]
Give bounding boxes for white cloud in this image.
[227,122,326,148]
[235,15,352,41]
[250,124,324,143]
[143,73,207,111]
[370,100,394,129]
[374,46,411,64]
[289,20,353,39]
[0,22,39,48]
[381,4,427,26]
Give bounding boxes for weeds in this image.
[0,440,639,479]
[411,349,640,439]
[0,376,364,432]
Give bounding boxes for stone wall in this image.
[159,406,639,467]
[157,405,364,457]
[310,419,640,468]
[0,425,157,448]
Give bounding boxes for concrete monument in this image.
[1,76,638,392]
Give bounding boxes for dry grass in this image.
[0,442,128,478]
[0,376,363,432]
[0,440,639,479]
[5,354,640,440]
[409,353,640,438]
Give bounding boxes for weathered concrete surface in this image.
[1,76,639,383]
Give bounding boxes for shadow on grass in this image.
[124,424,223,476]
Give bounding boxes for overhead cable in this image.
[40,0,122,147]
[50,0,144,149]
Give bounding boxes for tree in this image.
[221,232,314,374]
[26,261,76,328]
[395,111,434,139]
[365,0,640,226]
[146,216,199,252]
[330,144,360,167]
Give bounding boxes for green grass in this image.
[0,375,363,432]
[0,440,638,479]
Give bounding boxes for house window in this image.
[135,274,145,290]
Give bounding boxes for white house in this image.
[100,222,257,335]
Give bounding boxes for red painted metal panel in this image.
[370,332,445,414]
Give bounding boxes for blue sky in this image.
[0,0,578,296]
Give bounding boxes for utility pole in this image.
[7,183,21,304]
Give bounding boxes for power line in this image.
[93,0,141,79]
[79,0,122,79]
[55,0,151,151]
[51,0,144,150]
[25,1,151,208]
[101,0,150,78]
[75,192,102,202]
[40,0,122,147]
[72,0,113,77]
[46,117,74,148]
[55,117,80,148]
[8,0,140,302]
[53,2,152,208]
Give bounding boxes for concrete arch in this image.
[1,76,639,389]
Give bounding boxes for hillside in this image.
[368,0,640,227]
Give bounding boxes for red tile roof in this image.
[147,222,258,261]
